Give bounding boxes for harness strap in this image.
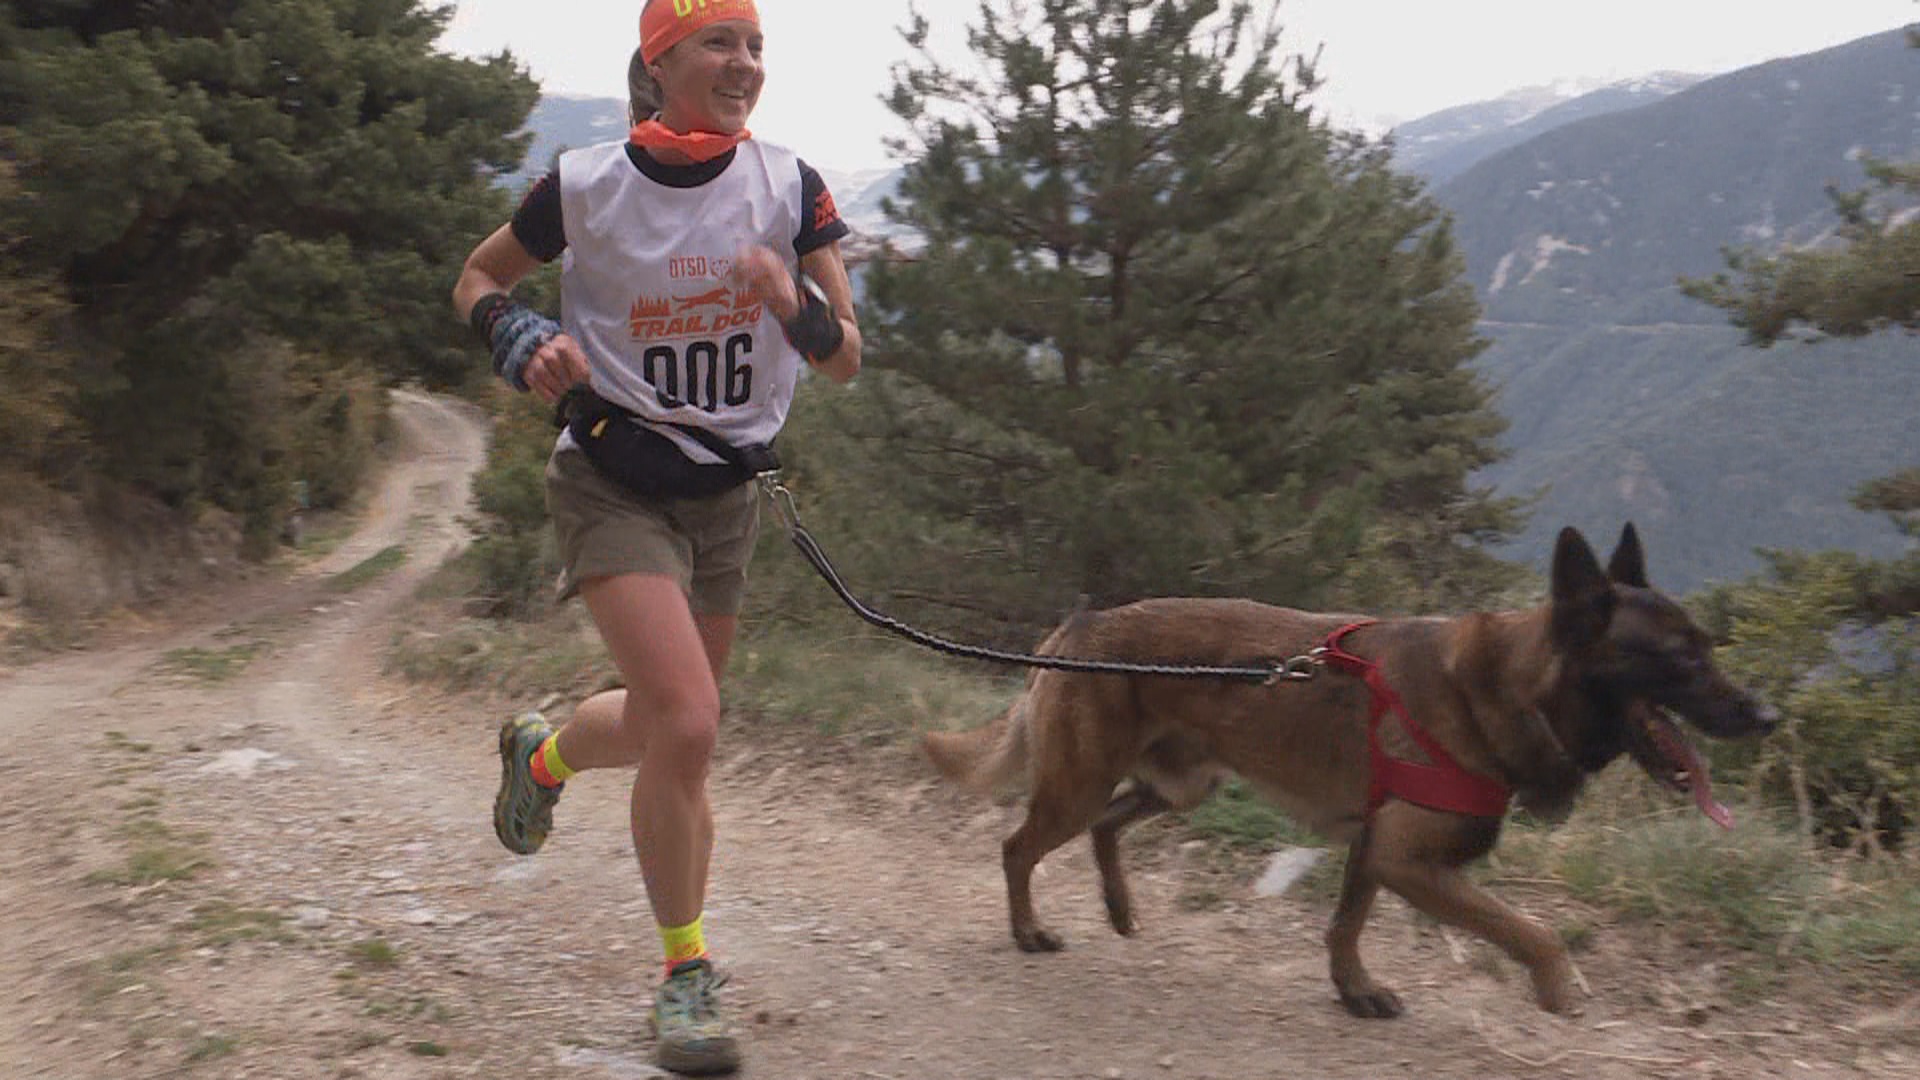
[1319,621,1512,820]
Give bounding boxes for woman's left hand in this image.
[729,245,800,322]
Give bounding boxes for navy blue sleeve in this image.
[509,168,567,263]
[795,158,852,257]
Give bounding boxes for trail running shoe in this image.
[493,712,562,855]
[652,959,741,1075]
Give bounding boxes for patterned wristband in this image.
[470,294,558,392]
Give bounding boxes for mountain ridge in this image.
[1391,72,1706,183]
[1438,27,1920,588]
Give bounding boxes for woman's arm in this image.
[797,240,862,384]
[452,224,545,319]
[451,224,589,402]
[732,243,863,384]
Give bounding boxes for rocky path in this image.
[2,391,1909,1080]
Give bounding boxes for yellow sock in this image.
[531,733,575,787]
[660,915,708,971]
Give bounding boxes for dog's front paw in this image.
[1531,966,1582,1015]
[1013,925,1066,953]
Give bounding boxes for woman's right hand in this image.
[524,333,592,403]
[730,244,801,322]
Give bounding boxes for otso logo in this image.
[667,255,734,280]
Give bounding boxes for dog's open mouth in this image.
[1630,706,1734,830]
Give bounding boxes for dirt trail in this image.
[2,391,1909,1080]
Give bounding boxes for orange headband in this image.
[640,0,761,65]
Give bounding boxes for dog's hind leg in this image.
[1004,752,1133,954]
[1328,833,1403,1019]
[1090,786,1171,937]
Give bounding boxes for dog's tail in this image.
[920,613,1090,794]
[921,697,1032,794]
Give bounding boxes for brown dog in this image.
[923,524,1776,1016]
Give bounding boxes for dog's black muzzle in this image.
[1656,680,1779,740]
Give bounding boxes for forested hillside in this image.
[1435,28,1920,588]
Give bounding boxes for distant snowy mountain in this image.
[815,166,908,241]
[809,73,1706,246]
[503,94,628,191]
[1392,72,1705,184]
[809,167,912,284]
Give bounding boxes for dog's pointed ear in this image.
[1551,527,1615,649]
[1606,522,1649,588]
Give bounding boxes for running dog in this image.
[922,525,1776,1016]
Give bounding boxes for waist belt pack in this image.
[555,387,780,502]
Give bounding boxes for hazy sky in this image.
[439,1,1919,170]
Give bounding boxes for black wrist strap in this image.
[781,274,845,362]
[469,292,515,346]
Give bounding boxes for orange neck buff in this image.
[632,0,761,163]
[629,118,749,163]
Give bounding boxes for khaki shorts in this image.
[545,439,760,615]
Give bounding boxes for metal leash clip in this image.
[758,472,801,535]
[1266,653,1323,685]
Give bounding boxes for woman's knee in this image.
[624,687,719,768]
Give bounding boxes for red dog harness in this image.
[1318,622,1512,820]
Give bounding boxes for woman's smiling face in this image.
[653,19,765,133]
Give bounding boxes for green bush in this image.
[286,357,387,512]
[0,156,81,479]
[1496,798,1920,981]
[1694,550,1920,849]
[463,391,561,618]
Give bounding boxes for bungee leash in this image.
[755,474,1320,685]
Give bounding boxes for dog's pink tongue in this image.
[1654,713,1734,829]
[1691,767,1734,830]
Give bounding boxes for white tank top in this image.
[557,139,807,464]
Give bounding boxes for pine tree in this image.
[1681,159,1920,348]
[4,0,534,379]
[1,0,536,542]
[809,0,1519,637]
